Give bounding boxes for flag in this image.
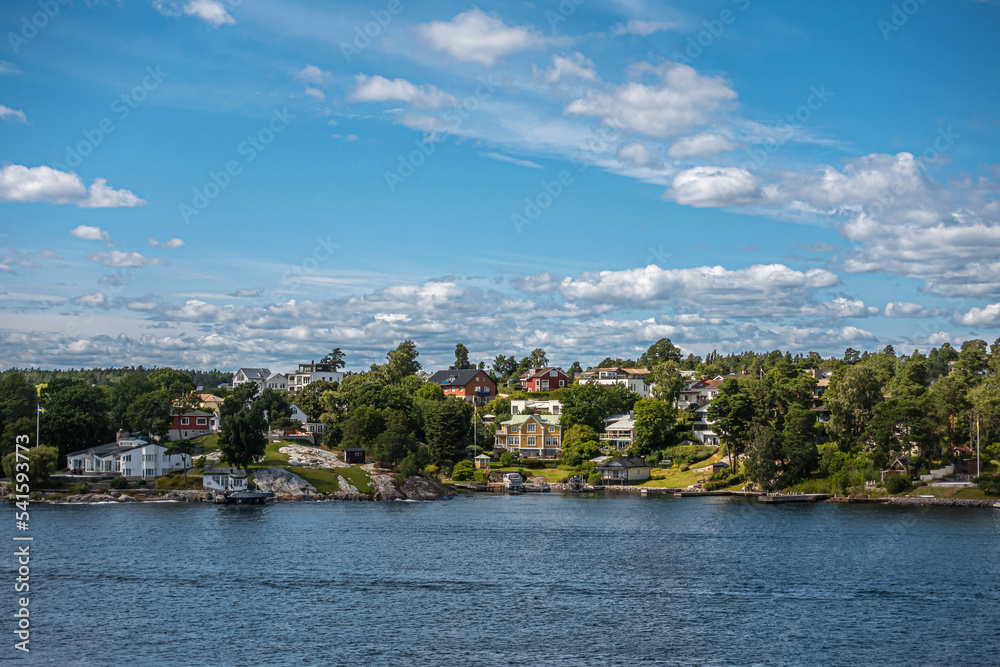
[37,405,47,414]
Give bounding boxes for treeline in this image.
[1,366,232,389]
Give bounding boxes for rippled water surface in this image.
[6,494,1000,666]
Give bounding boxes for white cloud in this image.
[99,273,132,287]
[0,165,144,208]
[532,53,599,84]
[800,297,879,318]
[86,251,164,268]
[294,64,330,86]
[565,62,736,139]
[884,301,941,318]
[954,303,1000,327]
[183,0,235,27]
[304,87,325,100]
[611,20,675,36]
[71,225,115,246]
[667,132,738,159]
[415,9,551,66]
[148,237,185,249]
[0,61,20,76]
[667,166,761,207]
[350,74,458,109]
[479,152,543,169]
[0,105,27,123]
[73,293,118,309]
[617,142,660,168]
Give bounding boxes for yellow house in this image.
[494,414,562,458]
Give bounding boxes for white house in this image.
[601,414,635,451]
[692,403,720,447]
[264,372,288,391]
[202,466,248,492]
[577,367,653,398]
[287,361,344,394]
[290,403,309,423]
[66,437,189,478]
[232,368,270,391]
[596,457,651,485]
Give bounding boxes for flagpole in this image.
[36,405,40,448]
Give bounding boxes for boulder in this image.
[334,475,367,501]
[370,473,405,501]
[251,468,316,497]
[401,476,458,501]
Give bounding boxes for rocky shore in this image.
[886,496,1000,509]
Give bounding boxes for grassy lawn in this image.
[192,433,219,455]
[907,486,995,500]
[488,464,578,483]
[154,473,205,490]
[241,439,372,494]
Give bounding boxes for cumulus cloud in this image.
[611,20,675,36]
[73,293,119,309]
[0,165,144,208]
[954,303,1000,327]
[617,142,660,168]
[71,225,115,246]
[148,237,185,249]
[667,132,738,159]
[294,64,330,86]
[86,251,164,268]
[183,0,235,27]
[350,74,458,109]
[565,62,736,139]
[0,105,27,123]
[666,166,761,207]
[799,297,879,318]
[532,53,599,84]
[415,9,551,66]
[99,273,132,287]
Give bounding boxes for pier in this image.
[756,493,833,504]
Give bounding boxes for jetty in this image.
[756,493,833,504]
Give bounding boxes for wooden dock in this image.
[756,493,833,504]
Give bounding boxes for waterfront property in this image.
[66,434,189,478]
[601,414,635,451]
[494,414,562,458]
[474,453,491,469]
[202,466,248,492]
[597,456,652,485]
[167,410,219,441]
[425,368,497,406]
[518,366,569,392]
[343,448,366,464]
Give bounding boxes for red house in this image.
[426,369,497,406]
[519,367,569,393]
[168,410,219,441]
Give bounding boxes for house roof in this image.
[500,414,561,427]
[520,366,565,380]
[474,453,491,460]
[176,410,214,418]
[204,466,247,477]
[66,440,151,459]
[606,415,635,430]
[427,369,489,386]
[265,372,286,381]
[237,368,270,380]
[597,456,649,469]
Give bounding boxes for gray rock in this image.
[401,476,458,501]
[251,468,316,497]
[334,475,366,501]
[370,473,405,501]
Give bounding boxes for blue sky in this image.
[1,0,999,373]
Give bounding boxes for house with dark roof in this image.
[65,434,188,478]
[203,466,248,492]
[519,367,569,393]
[596,457,652,485]
[233,368,270,391]
[426,369,496,406]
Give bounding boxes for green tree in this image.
[453,343,474,370]
[529,348,549,368]
[370,410,418,469]
[492,354,517,380]
[39,379,113,462]
[218,384,268,473]
[2,445,59,488]
[648,360,683,405]
[257,388,293,427]
[320,347,347,371]
[426,398,472,465]
[561,382,638,433]
[824,364,882,441]
[743,421,781,491]
[377,340,422,384]
[164,439,195,483]
[340,405,387,449]
[295,380,336,421]
[149,368,196,399]
[708,378,756,462]
[632,397,676,457]
[109,372,156,429]
[781,405,819,482]
[641,337,682,366]
[126,390,172,439]
[451,459,475,481]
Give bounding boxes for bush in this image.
[973,474,1000,496]
[884,474,914,494]
[587,472,603,486]
[704,473,744,491]
[137,479,148,487]
[661,444,716,467]
[109,477,128,490]
[398,453,419,479]
[679,464,689,472]
[73,482,90,494]
[194,456,207,470]
[499,452,515,467]
[452,460,475,482]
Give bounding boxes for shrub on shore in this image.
[110,477,128,490]
[885,475,914,494]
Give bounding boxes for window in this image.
[526,423,536,433]
[548,426,555,433]
[123,468,132,476]
[526,436,536,446]
[180,417,189,425]
[143,468,155,477]
[559,380,565,387]
[196,417,207,426]
[550,370,557,376]
[508,425,517,433]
